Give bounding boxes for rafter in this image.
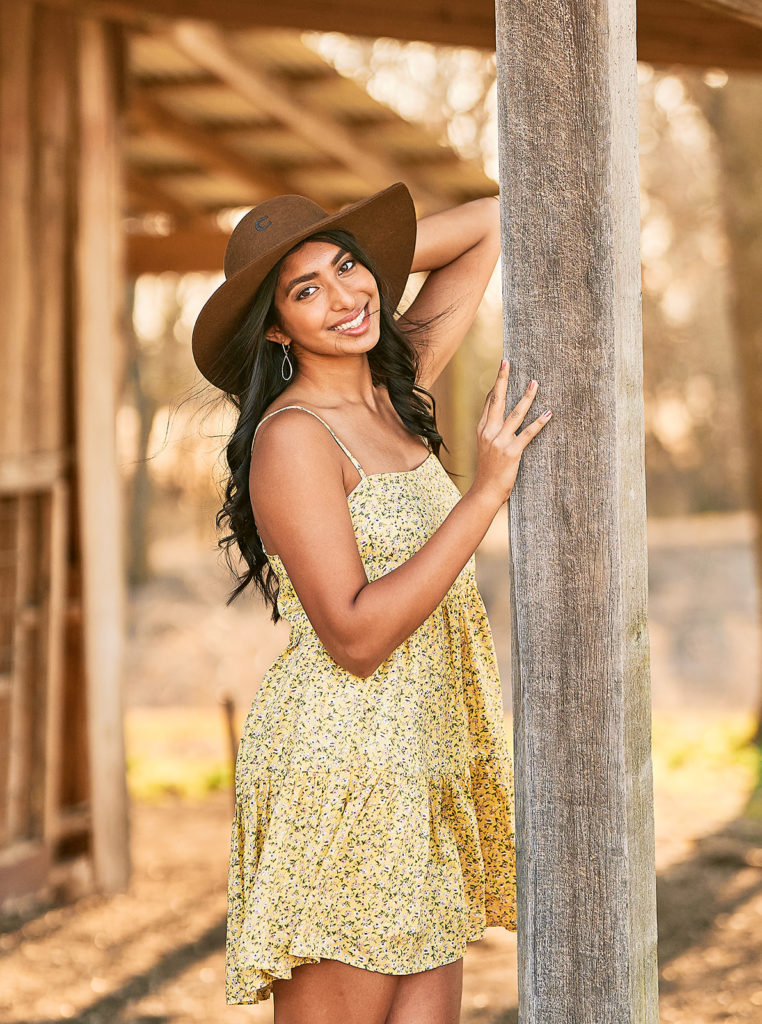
[638,0,762,68]
[38,0,497,49]
[168,21,444,212]
[126,226,228,274]
[129,90,292,200]
[694,0,762,27]
[126,166,200,221]
[38,0,762,68]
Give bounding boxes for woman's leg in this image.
[384,957,463,1024]
[272,958,401,1024]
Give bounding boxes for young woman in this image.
[191,182,550,1024]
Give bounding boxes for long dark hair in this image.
[215,228,447,621]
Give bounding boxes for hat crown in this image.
[224,195,329,279]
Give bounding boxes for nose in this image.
[326,275,355,310]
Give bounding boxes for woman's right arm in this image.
[250,361,551,678]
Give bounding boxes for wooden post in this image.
[219,693,238,812]
[0,1,33,461]
[76,17,130,892]
[43,480,69,847]
[494,1,659,1021]
[698,76,762,747]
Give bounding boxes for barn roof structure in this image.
[39,0,762,69]
[123,25,498,274]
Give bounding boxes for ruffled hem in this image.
[225,930,484,1005]
[225,758,517,1005]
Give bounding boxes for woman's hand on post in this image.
[470,359,551,507]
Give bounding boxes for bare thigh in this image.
[385,957,463,1024]
[271,956,463,1024]
[272,958,400,1024]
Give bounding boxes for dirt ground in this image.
[2,732,761,1024]
[2,510,762,1023]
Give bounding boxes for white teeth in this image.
[332,306,366,331]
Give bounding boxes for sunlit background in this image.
[104,38,762,1023]
[3,23,762,1024]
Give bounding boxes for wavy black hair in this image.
[214,227,448,621]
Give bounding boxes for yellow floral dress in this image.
[226,405,517,1005]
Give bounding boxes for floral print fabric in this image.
[226,407,517,1005]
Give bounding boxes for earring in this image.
[281,342,293,381]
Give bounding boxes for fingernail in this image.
[528,379,537,392]
[542,409,552,419]
[500,358,508,370]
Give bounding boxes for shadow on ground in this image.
[4,797,762,1023]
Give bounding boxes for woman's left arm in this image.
[403,195,500,391]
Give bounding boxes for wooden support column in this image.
[76,16,130,892]
[494,1,659,1021]
[698,76,762,747]
[0,1,33,461]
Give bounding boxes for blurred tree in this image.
[693,71,762,743]
[123,274,197,584]
[638,65,747,516]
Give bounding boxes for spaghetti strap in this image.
[252,405,366,478]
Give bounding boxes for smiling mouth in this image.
[330,305,369,332]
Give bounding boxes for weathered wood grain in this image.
[495,0,659,1020]
[75,16,130,893]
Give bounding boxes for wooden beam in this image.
[7,494,34,843]
[38,0,762,67]
[0,1,33,460]
[0,451,69,493]
[495,0,658,1020]
[40,0,497,48]
[126,226,228,273]
[694,0,762,28]
[33,4,74,455]
[126,166,201,221]
[699,77,762,743]
[168,21,444,212]
[43,481,69,848]
[129,89,291,199]
[638,0,762,70]
[75,17,130,893]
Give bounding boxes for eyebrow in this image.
[284,249,352,296]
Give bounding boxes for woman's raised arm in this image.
[403,196,501,390]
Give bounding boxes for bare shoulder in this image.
[251,405,340,479]
[248,404,361,568]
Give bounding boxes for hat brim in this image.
[192,182,417,391]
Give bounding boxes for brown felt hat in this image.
[192,181,417,390]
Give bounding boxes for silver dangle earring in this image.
[281,342,293,382]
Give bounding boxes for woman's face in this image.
[266,240,381,360]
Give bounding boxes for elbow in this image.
[339,646,382,680]
[318,601,392,678]
[327,634,385,679]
